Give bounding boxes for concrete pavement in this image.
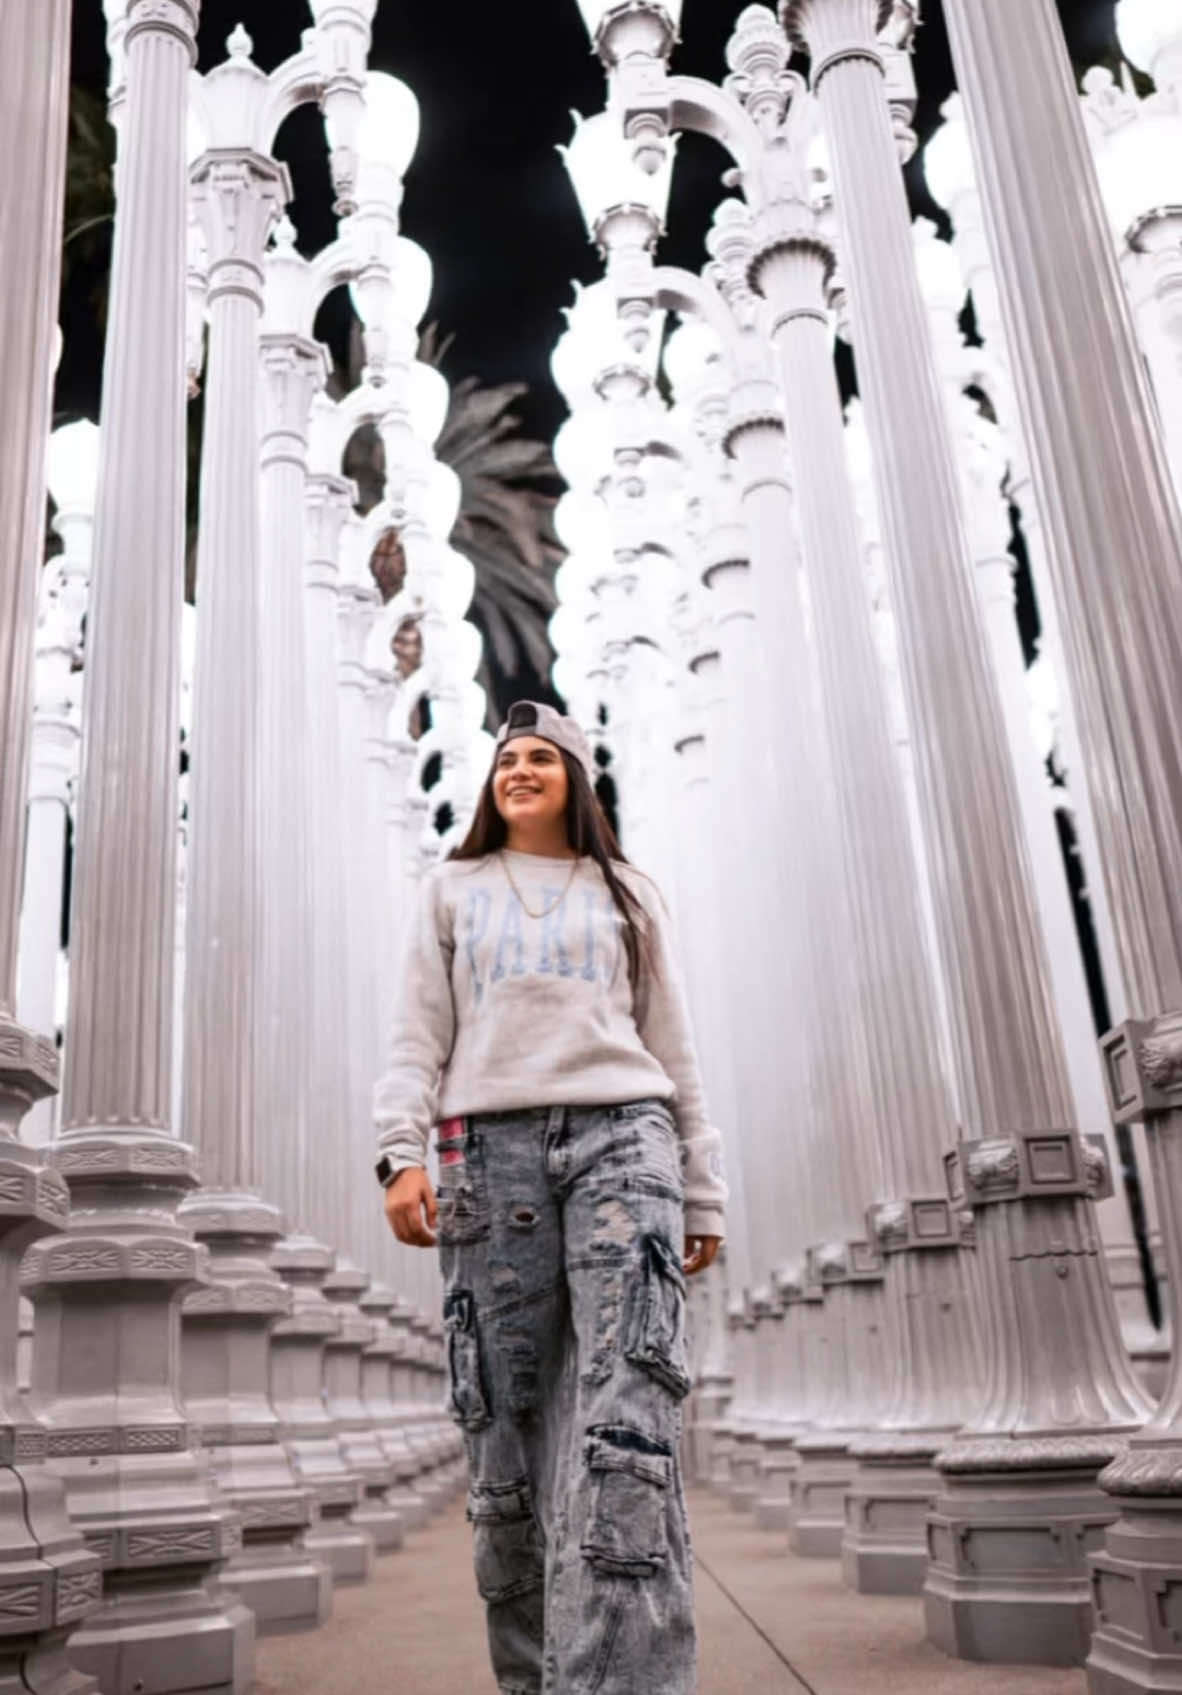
[254,1490,1087,1694]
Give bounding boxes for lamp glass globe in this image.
[47,419,101,510]
[551,328,607,408]
[356,71,422,177]
[394,238,433,327]
[574,0,683,37]
[1095,109,1182,238]
[555,491,612,557]
[554,412,615,489]
[561,109,676,235]
[408,363,450,446]
[1117,0,1180,73]
[439,549,476,622]
[912,218,965,309]
[924,96,975,212]
[662,318,724,397]
[423,461,462,537]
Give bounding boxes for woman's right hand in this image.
[384,1167,439,1248]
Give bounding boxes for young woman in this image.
[374,701,725,1695]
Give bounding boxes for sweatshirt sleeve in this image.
[630,875,728,1240]
[372,871,456,1177]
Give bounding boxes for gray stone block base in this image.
[221,1544,331,1637]
[352,1496,404,1553]
[304,1519,374,1586]
[67,1579,255,1695]
[841,1450,940,1595]
[729,1431,761,1512]
[1087,1497,1182,1694]
[385,1485,428,1532]
[755,1435,798,1531]
[790,1440,853,1558]
[924,1445,1118,1665]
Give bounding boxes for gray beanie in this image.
[494,701,596,783]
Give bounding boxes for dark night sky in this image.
[60,0,1121,446]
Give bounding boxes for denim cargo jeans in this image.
[437,1100,697,1695]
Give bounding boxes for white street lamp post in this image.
[18,423,101,1149]
[778,0,1150,1664]
[913,215,1161,1385]
[0,1,103,1684]
[931,0,1182,1685]
[178,26,338,1635]
[740,99,983,1588]
[23,4,257,1690]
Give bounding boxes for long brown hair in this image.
[449,746,653,989]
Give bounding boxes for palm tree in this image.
[340,322,563,726]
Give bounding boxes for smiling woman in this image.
[374,699,725,1695]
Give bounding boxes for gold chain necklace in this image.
[498,850,581,920]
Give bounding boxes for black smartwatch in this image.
[375,1155,399,1190]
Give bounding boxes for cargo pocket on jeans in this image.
[624,1234,692,1400]
[468,1479,545,1604]
[443,1289,491,1431]
[581,1426,673,1578]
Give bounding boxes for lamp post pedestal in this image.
[321,1262,404,1554]
[23,1133,253,1695]
[269,1238,374,1586]
[0,1045,101,1695]
[178,1195,329,1634]
[358,1285,429,1531]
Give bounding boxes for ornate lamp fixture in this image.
[1118,0,1182,95]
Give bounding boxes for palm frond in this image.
[417,324,563,723]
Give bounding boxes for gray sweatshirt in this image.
[373,849,727,1238]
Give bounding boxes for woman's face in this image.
[493,736,570,832]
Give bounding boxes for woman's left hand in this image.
[684,1236,721,1277]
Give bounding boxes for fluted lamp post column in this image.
[912,214,1160,1384]
[744,112,983,1592]
[18,423,101,1149]
[0,2,103,1688]
[928,0,1182,1686]
[179,37,335,1634]
[22,4,258,1692]
[925,97,1167,1352]
[778,0,1151,1665]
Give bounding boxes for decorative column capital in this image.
[258,334,329,469]
[188,151,291,311]
[806,1237,885,1285]
[747,198,836,335]
[1102,1012,1182,1124]
[867,1194,963,1252]
[780,0,890,83]
[304,473,357,588]
[124,0,199,62]
[945,1127,1112,1209]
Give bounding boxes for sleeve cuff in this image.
[684,1203,726,1241]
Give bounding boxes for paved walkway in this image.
[255,1491,1088,1695]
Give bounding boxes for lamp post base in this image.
[1087,1448,1182,1695]
[841,1437,943,1595]
[923,1437,1123,1665]
[789,1433,854,1558]
[755,1432,799,1531]
[222,1539,331,1636]
[65,1575,254,1695]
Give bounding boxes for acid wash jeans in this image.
[437,1100,697,1695]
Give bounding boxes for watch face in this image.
[376,1156,393,1187]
